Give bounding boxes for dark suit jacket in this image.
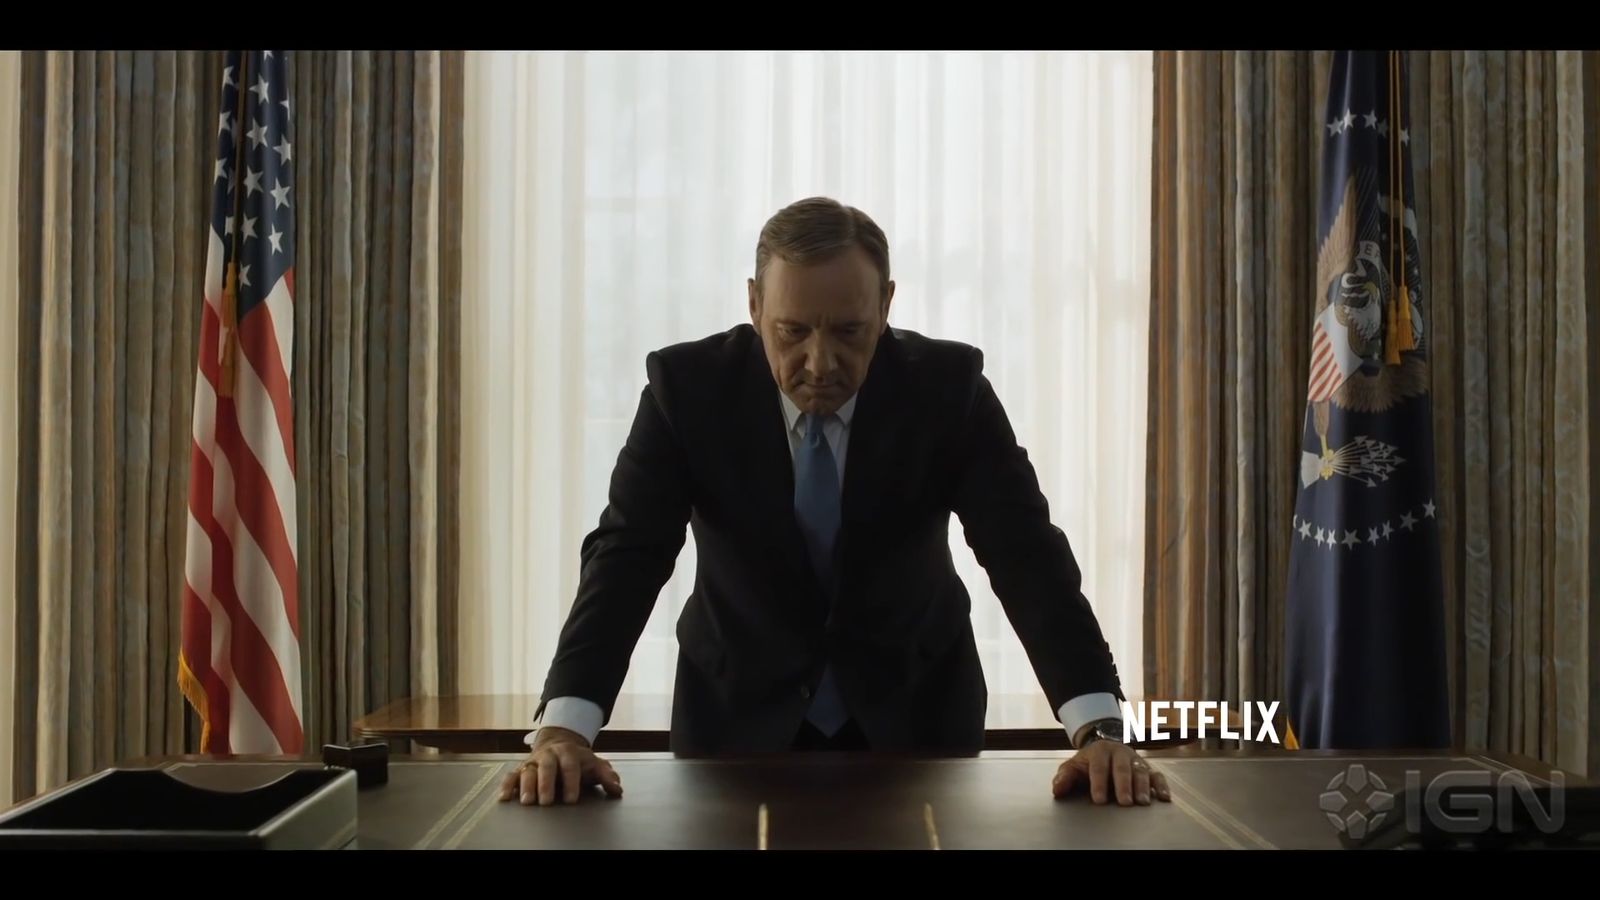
[537,324,1124,755]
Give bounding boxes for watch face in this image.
[1096,721,1127,741]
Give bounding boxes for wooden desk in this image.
[6,749,1577,849]
[354,694,1230,753]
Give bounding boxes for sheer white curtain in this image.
[1,49,21,806]
[460,51,1152,712]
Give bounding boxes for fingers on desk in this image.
[1113,753,1137,806]
[596,760,624,798]
[1051,759,1082,798]
[1151,770,1172,802]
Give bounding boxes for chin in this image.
[786,388,828,414]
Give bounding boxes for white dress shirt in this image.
[530,389,1122,747]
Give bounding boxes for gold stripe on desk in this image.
[1157,765,1278,849]
[440,763,518,850]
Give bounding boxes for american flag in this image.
[179,50,303,755]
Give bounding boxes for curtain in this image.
[7,50,464,801]
[290,50,463,752]
[459,51,1153,713]
[10,50,220,800]
[1,49,21,809]
[1145,50,1597,775]
[1143,50,1326,732]
[1412,50,1595,775]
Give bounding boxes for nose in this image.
[805,334,838,383]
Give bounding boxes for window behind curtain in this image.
[459,50,1153,710]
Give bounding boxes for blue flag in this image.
[1284,51,1450,750]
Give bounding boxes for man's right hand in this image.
[497,726,624,806]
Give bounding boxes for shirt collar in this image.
[779,389,858,435]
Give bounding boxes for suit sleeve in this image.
[537,354,693,727]
[950,357,1126,717]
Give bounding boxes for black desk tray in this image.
[0,766,358,850]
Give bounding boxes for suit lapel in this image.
[739,338,815,588]
[838,329,908,569]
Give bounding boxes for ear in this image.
[748,278,760,327]
[879,280,896,333]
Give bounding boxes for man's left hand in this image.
[1052,740,1172,806]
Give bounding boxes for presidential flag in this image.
[1284,51,1450,750]
[179,51,303,755]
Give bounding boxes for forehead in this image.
[762,248,879,320]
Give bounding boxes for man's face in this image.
[748,247,894,416]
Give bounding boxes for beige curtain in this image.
[9,50,463,801]
[1,50,21,810]
[1145,50,1597,775]
[11,51,220,800]
[290,50,462,750]
[1412,51,1595,775]
[1144,50,1325,724]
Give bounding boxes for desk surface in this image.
[355,692,1087,752]
[52,748,1571,850]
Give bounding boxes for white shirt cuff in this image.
[525,696,605,747]
[1058,692,1124,747]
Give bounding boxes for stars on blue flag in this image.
[212,50,294,323]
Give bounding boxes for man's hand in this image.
[497,726,624,806]
[1052,739,1172,806]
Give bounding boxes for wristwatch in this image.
[1078,717,1127,748]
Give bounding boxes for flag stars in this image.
[241,214,257,242]
[239,263,251,288]
[223,65,237,89]
[270,179,292,210]
[273,136,293,164]
[247,120,268,149]
[244,167,262,196]
[1363,110,1378,128]
[1294,507,1433,552]
[1341,110,1356,131]
[1400,128,1410,145]
[1377,120,1389,137]
[268,224,284,254]
[251,75,271,106]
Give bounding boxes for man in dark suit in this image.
[498,197,1170,810]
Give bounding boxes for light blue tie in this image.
[793,412,849,736]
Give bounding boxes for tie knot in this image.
[804,413,829,442]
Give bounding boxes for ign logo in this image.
[1319,764,1566,841]
[1319,764,1395,839]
